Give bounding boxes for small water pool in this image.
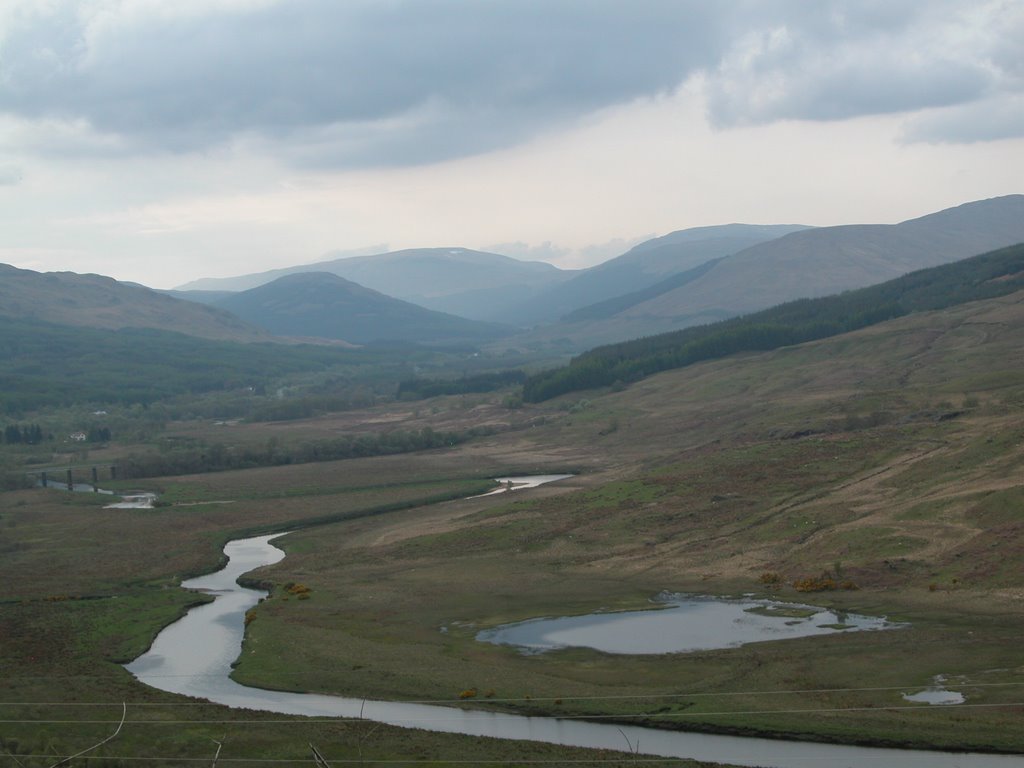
[476,593,901,654]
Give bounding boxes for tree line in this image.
[2,424,47,444]
[113,425,497,480]
[523,242,1024,402]
[396,370,526,400]
[0,319,421,416]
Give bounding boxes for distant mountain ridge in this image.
[488,224,810,325]
[508,195,1024,350]
[177,247,575,322]
[0,263,270,342]
[623,195,1024,323]
[209,271,511,345]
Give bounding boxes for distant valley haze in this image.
[5,194,1023,352]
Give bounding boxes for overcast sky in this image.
[1,0,1022,288]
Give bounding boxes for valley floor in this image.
[3,292,1024,764]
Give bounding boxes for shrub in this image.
[792,574,858,592]
[793,575,837,592]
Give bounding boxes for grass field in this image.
[3,291,1024,764]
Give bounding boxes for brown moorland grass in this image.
[230,293,1024,752]
[1,463,670,766]
[3,291,1024,762]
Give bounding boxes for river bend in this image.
[127,485,1024,768]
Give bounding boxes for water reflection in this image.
[476,595,900,655]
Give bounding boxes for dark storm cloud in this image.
[1,0,1020,166]
[0,0,723,163]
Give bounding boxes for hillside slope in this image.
[624,194,1024,323]
[0,263,269,342]
[512,195,1024,349]
[179,285,1024,752]
[524,241,1024,401]
[493,224,808,326]
[212,272,511,345]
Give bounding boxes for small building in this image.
[69,432,87,442]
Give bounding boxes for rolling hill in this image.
[0,263,269,342]
[210,271,512,345]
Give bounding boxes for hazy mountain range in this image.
[508,194,1024,349]
[177,247,572,324]
[3,195,1023,352]
[487,224,811,326]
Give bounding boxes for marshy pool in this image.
[475,593,901,654]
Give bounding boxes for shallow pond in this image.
[471,474,575,497]
[476,593,900,654]
[38,477,156,507]
[903,675,967,705]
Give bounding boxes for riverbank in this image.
[7,464,695,767]
[128,531,1024,768]
[225,476,1024,756]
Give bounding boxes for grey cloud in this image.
[0,164,23,184]
[901,96,1024,144]
[0,0,723,163]
[487,237,653,269]
[320,244,391,260]
[1,0,1021,166]
[486,241,571,264]
[702,0,1023,140]
[707,54,991,126]
[577,237,652,265]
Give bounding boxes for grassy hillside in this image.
[0,263,269,342]
[523,241,1024,402]
[226,286,1024,751]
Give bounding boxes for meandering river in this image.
[126,479,1024,767]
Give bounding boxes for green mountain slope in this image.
[524,241,1024,401]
